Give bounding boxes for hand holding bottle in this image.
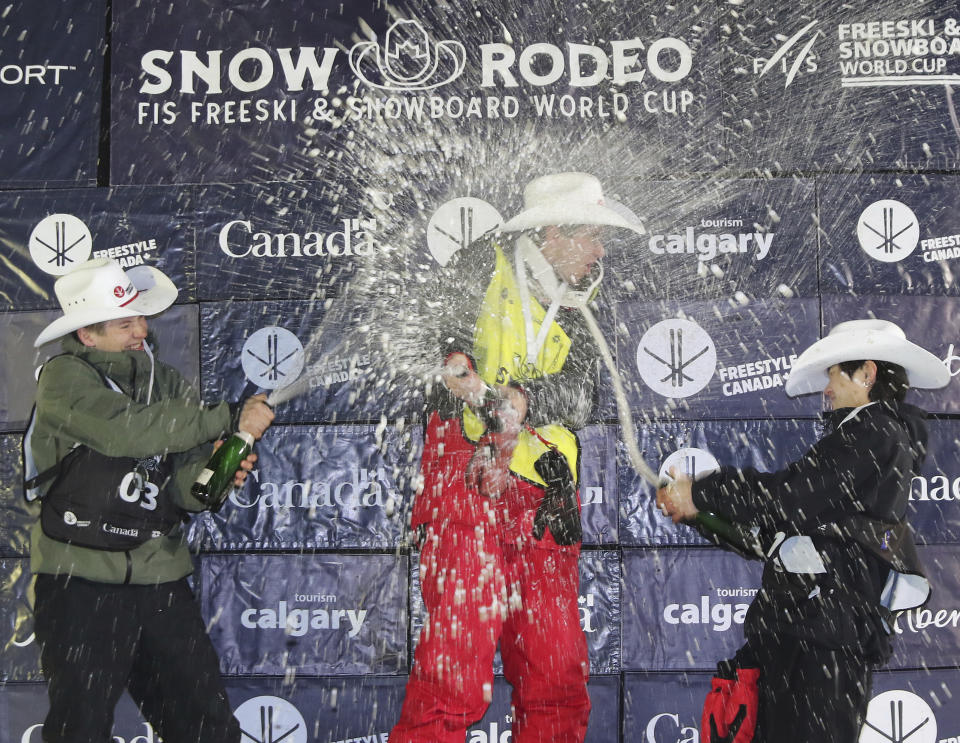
[238,394,274,438]
[656,468,699,523]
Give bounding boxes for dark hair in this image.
[837,359,909,403]
[71,321,108,342]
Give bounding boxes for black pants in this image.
[738,634,873,743]
[33,574,240,743]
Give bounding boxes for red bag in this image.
[701,667,760,743]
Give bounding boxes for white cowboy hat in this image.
[785,318,950,396]
[499,172,645,234]
[35,258,178,347]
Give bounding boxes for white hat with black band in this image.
[499,172,645,235]
[35,258,178,347]
[785,318,950,396]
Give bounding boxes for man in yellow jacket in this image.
[391,173,643,743]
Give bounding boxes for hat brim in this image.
[35,266,178,347]
[785,332,950,396]
[499,202,646,235]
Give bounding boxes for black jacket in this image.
[692,401,928,656]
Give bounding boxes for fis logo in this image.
[427,197,504,266]
[241,326,305,390]
[349,19,467,91]
[28,213,92,275]
[753,19,823,87]
[860,689,937,743]
[636,319,716,398]
[234,696,308,743]
[856,199,920,263]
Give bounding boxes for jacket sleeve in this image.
[691,422,892,529]
[36,355,232,460]
[519,310,597,430]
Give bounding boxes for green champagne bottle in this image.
[695,510,764,558]
[191,431,255,512]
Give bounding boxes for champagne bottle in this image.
[191,431,255,512]
[695,510,764,558]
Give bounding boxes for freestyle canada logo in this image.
[856,199,960,264]
[135,17,697,126]
[860,689,937,743]
[241,326,306,390]
[636,318,716,398]
[235,696,308,743]
[659,448,720,484]
[28,213,160,273]
[28,214,92,275]
[427,197,504,266]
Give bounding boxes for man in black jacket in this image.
[657,318,948,743]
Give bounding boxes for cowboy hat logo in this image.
[349,19,466,91]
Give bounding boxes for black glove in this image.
[532,449,582,546]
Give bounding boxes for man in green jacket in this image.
[28,257,273,743]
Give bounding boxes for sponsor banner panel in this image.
[721,0,960,172]
[866,668,960,743]
[201,553,408,676]
[409,549,621,675]
[910,419,960,544]
[223,676,407,743]
[888,545,960,670]
[191,423,418,550]
[618,419,821,546]
[0,684,164,743]
[609,298,821,420]
[821,294,960,413]
[622,548,763,671]
[467,674,619,743]
[111,0,722,185]
[0,558,42,682]
[0,187,194,312]
[194,182,369,301]
[606,177,818,300]
[0,0,104,188]
[819,175,960,296]
[577,425,618,545]
[0,435,31,556]
[623,671,710,743]
[0,305,199,432]
[199,300,422,424]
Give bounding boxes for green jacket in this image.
[29,335,233,584]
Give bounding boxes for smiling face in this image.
[539,224,606,286]
[824,361,875,410]
[77,316,149,352]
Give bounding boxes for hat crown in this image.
[827,318,906,342]
[522,172,605,214]
[54,258,138,313]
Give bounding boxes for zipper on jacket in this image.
[123,551,133,584]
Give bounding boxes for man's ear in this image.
[76,327,98,348]
[862,359,878,387]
